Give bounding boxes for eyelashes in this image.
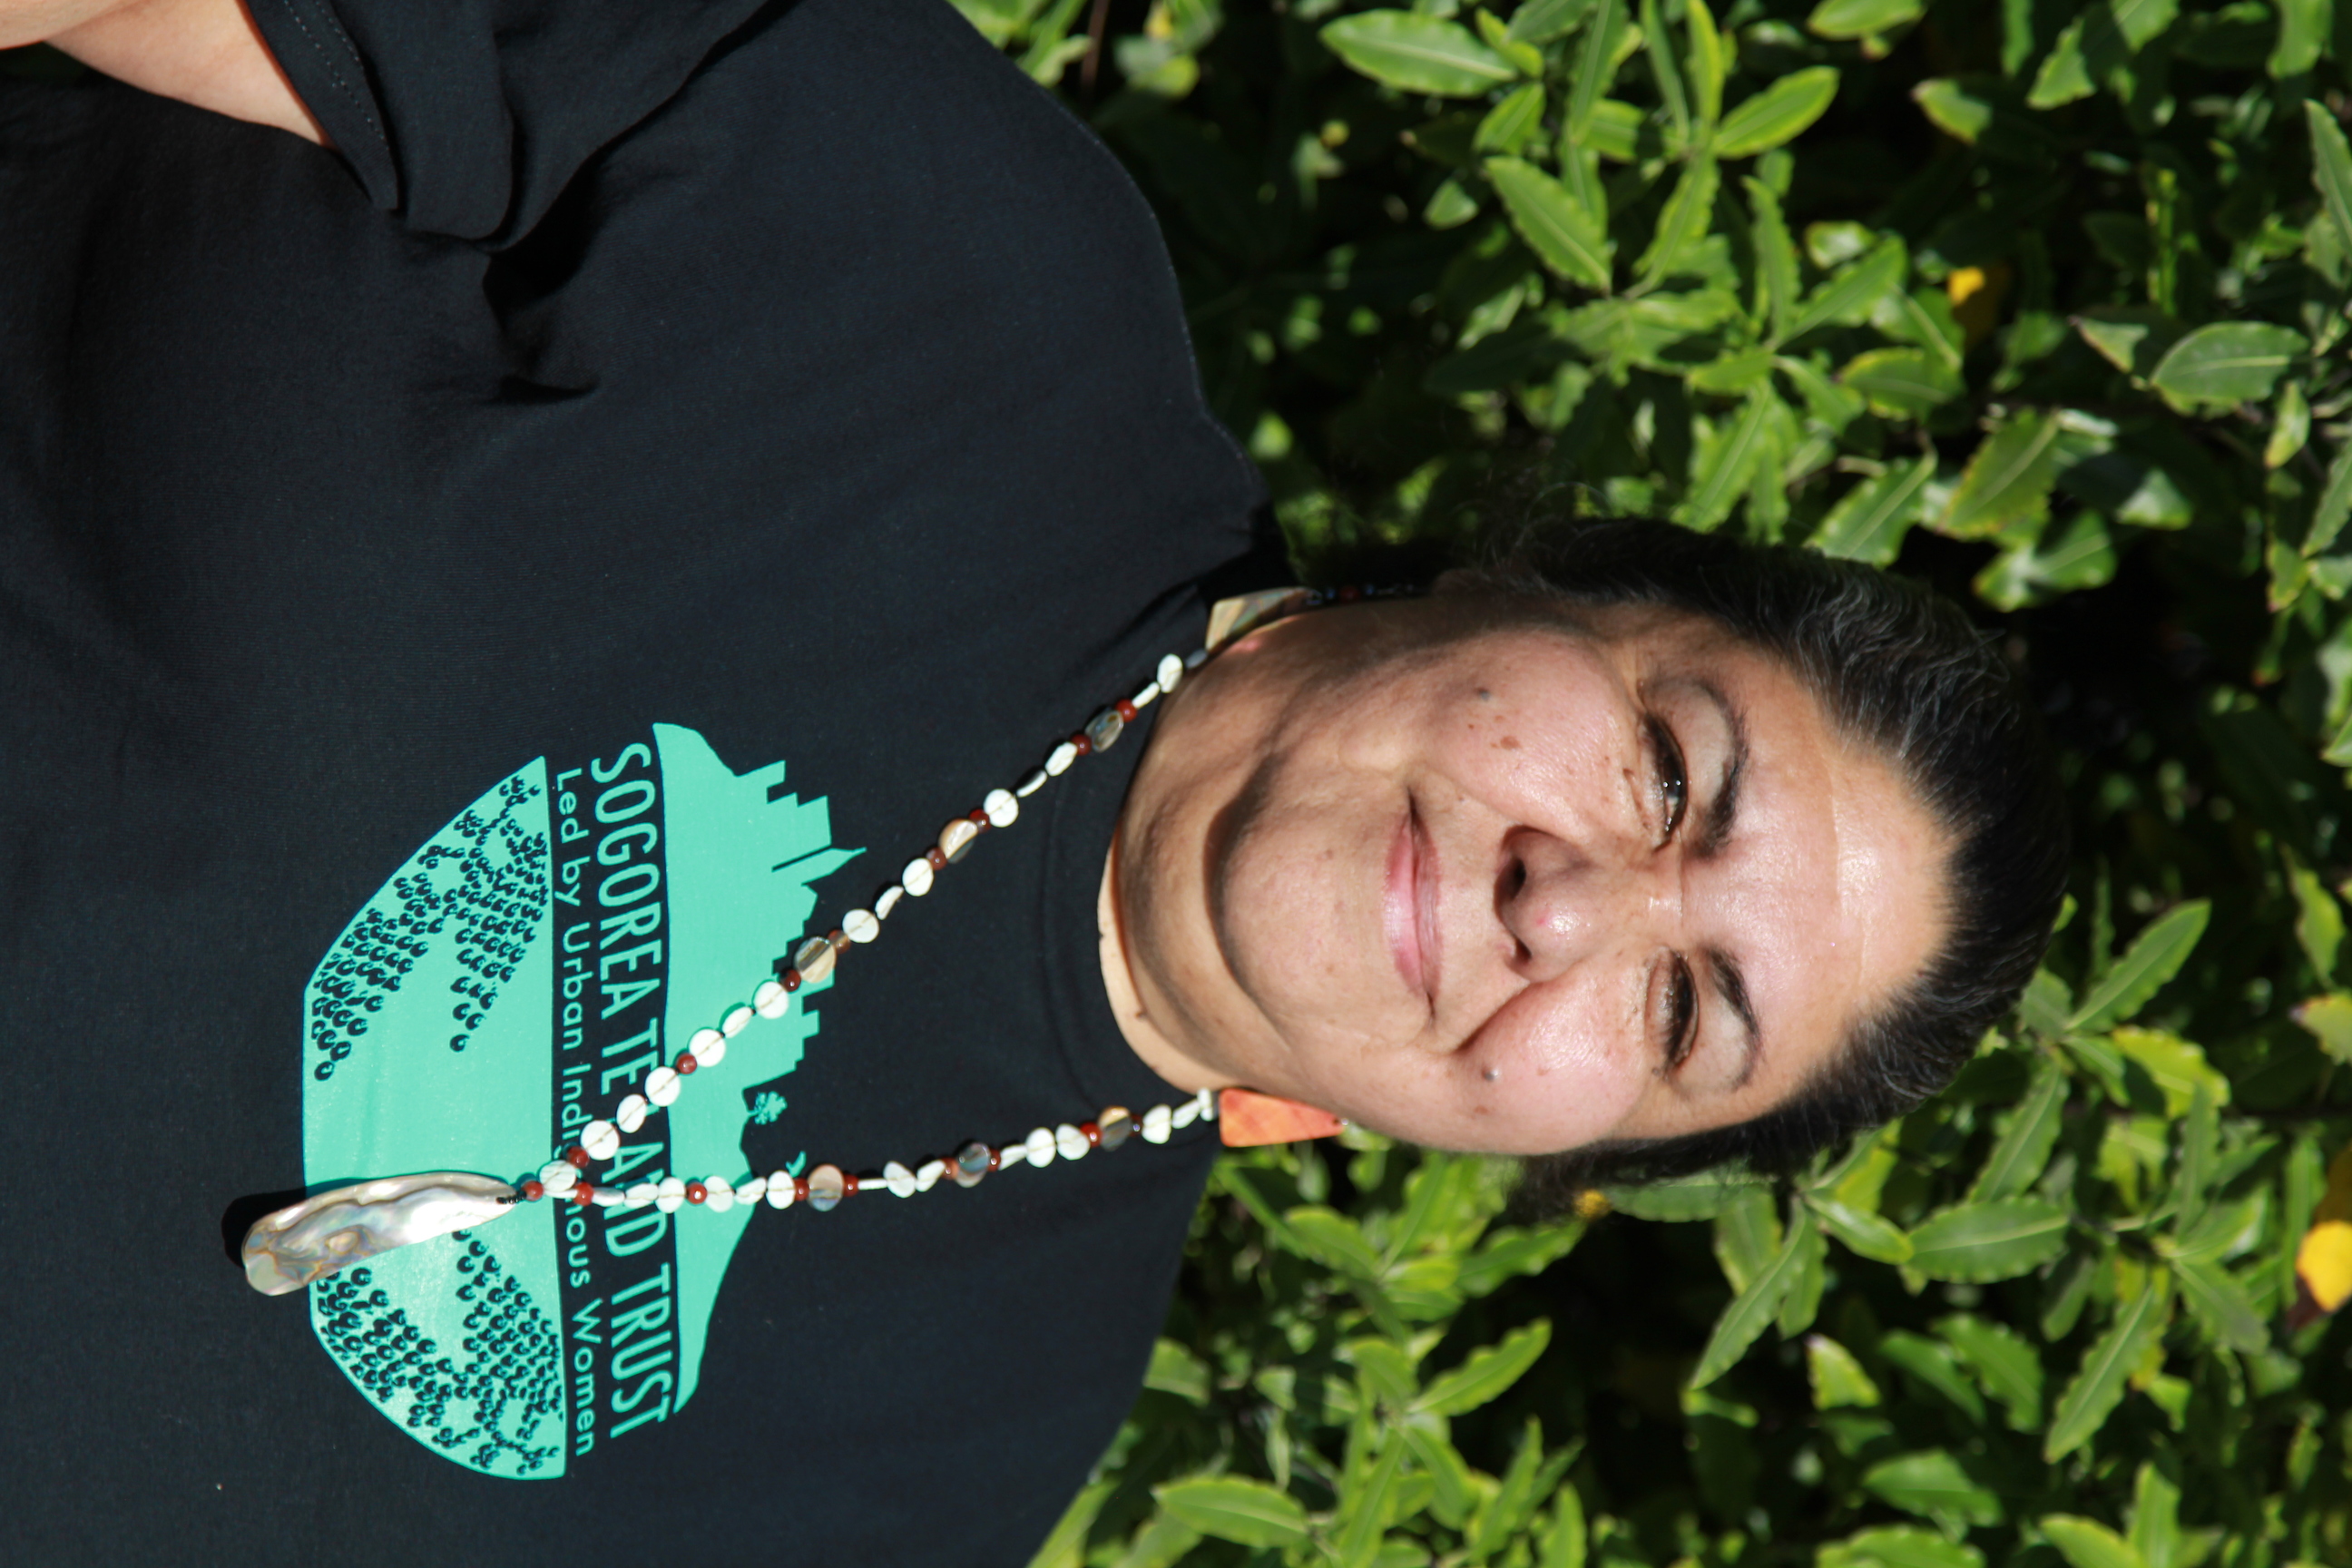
[1646,714,1689,844]
[1663,955,1698,1071]
[1648,713,1696,1073]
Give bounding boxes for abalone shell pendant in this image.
[240,1172,519,1296]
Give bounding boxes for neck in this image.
[1097,830,1228,1094]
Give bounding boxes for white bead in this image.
[721,1004,755,1037]
[736,1175,768,1205]
[1196,1087,1219,1121]
[626,1182,657,1209]
[938,818,978,863]
[843,908,880,944]
[1172,1098,1200,1130]
[793,936,837,985]
[902,857,936,897]
[656,1175,687,1213]
[1142,1105,1172,1144]
[876,886,904,919]
[615,1094,649,1133]
[883,1161,916,1199]
[646,1066,681,1106]
[1159,653,1185,691]
[984,789,1018,828]
[690,1027,726,1056]
[915,1160,946,1192]
[704,1176,736,1213]
[694,1034,727,1070]
[754,980,789,1018]
[1185,648,1209,669]
[998,1141,1029,1169]
[1025,1127,1056,1167]
[594,1187,627,1208]
[539,1161,579,1192]
[767,1171,797,1209]
[581,1121,622,1161]
[1045,741,1078,777]
[1131,681,1160,710]
[1055,1123,1089,1161]
[1014,768,1049,798]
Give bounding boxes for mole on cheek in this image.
[1496,735,1520,750]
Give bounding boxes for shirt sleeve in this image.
[246,0,768,242]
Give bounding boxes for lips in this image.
[1386,804,1437,1007]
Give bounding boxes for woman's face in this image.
[1108,598,1952,1156]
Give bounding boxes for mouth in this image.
[1385,802,1438,1010]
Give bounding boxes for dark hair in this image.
[1438,518,2070,1209]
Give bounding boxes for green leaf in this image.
[1807,0,1926,42]
[1677,392,1779,530]
[1746,177,1799,338]
[1779,1210,1829,1336]
[2129,1461,2184,1568]
[1878,1330,1988,1422]
[1509,0,1597,45]
[2149,323,2308,407]
[1861,1450,2004,1528]
[2109,0,2180,51]
[1807,1334,1883,1407]
[1320,12,1516,98]
[1397,1422,1475,1531]
[1457,1223,1586,1297]
[1812,456,1936,566]
[1839,348,1963,416]
[1475,83,1548,156]
[2268,380,2311,470]
[1913,77,1993,143]
[2028,19,2095,109]
[2272,0,2329,76]
[2305,439,2352,558]
[1783,239,1907,342]
[1154,1476,1312,1549]
[1808,1195,1915,1264]
[1936,1313,2044,1430]
[1906,1199,2071,1282]
[1940,410,2064,540]
[2068,902,2210,1032]
[1334,1434,1406,1568]
[2044,1281,2169,1461]
[1970,1063,2067,1201]
[2171,1257,2267,1354]
[1285,1206,1387,1278]
[2074,307,2186,378]
[2308,102,2352,260]
[2041,1514,2151,1568]
[2111,1027,2230,1116]
[1640,0,1690,144]
[1713,66,1839,158]
[1416,1318,1553,1416]
[1467,1417,1552,1559]
[1685,0,1723,126]
[1566,0,1625,140]
[1145,1338,1211,1403]
[1690,1216,1813,1387]
[1487,157,1614,291]
[1604,1170,1769,1220]
[1833,1526,1985,1568]
[2293,993,2352,1065]
[1539,1484,1589,1568]
[1636,156,1720,283]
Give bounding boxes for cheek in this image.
[1485,981,1651,1146]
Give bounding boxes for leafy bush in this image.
[945,1,2352,1565]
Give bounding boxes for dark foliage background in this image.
[939,3,2352,1565]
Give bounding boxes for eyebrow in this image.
[1708,949,1763,1089]
[1689,680,1758,1086]
[1690,679,1747,860]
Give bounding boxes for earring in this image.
[1218,1088,1346,1147]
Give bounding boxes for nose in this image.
[1495,825,1678,977]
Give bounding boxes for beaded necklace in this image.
[241,585,1389,1298]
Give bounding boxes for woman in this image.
[0,0,2063,1563]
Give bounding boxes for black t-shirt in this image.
[0,1,1276,1561]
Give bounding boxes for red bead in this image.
[564,1146,590,1170]
[572,1184,594,1205]
[522,1180,544,1201]
[1114,700,1138,723]
[828,928,848,952]
[793,1177,810,1203]
[842,1174,860,1196]
[926,847,947,870]
[675,1052,699,1074]
[782,969,802,992]
[986,1149,1002,1173]
[685,1181,708,1205]
[1082,1122,1102,1147]
[969,808,991,828]
[1071,731,1093,757]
